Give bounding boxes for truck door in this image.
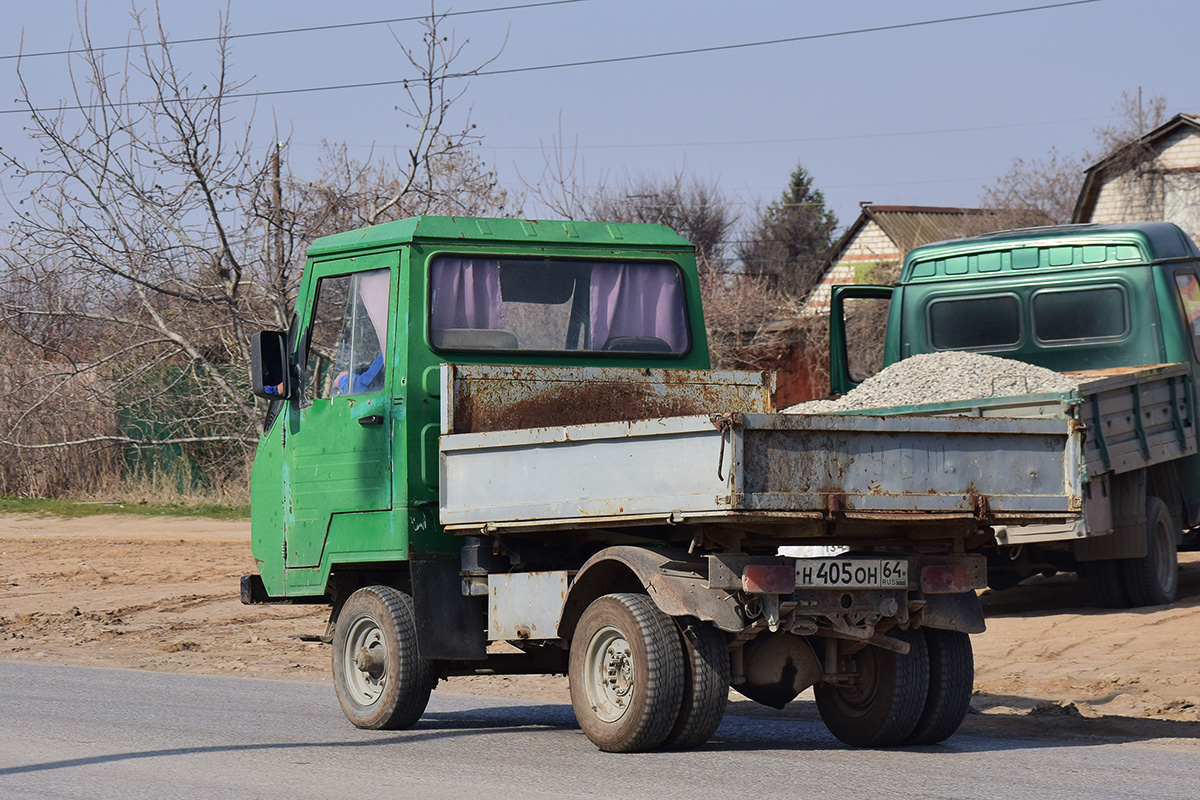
[285,254,396,569]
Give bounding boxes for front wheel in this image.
[332,585,433,730]
[569,593,683,752]
[815,628,929,748]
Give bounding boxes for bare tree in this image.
[590,171,735,273]
[0,4,505,496]
[980,147,1085,225]
[980,89,1170,225]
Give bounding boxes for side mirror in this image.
[250,330,293,400]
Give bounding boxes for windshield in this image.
[428,256,690,355]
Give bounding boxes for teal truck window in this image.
[1175,272,1200,356]
[928,295,1021,351]
[428,256,689,355]
[1033,286,1127,344]
[305,269,390,399]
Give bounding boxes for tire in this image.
[1122,497,1179,607]
[815,628,929,748]
[660,620,729,751]
[569,593,684,753]
[904,629,973,745]
[1084,558,1131,609]
[332,585,433,730]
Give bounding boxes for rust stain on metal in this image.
[824,492,845,520]
[451,366,770,433]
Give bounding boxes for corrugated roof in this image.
[822,205,1028,272]
[864,206,1000,253]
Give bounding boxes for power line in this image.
[460,0,1105,80]
[0,0,589,62]
[478,115,1117,151]
[0,0,1105,117]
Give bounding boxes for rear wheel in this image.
[569,593,683,753]
[815,628,929,748]
[904,629,973,745]
[332,585,433,730]
[1085,559,1131,609]
[1122,497,1179,607]
[660,620,729,750]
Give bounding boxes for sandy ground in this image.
[2,512,1199,744]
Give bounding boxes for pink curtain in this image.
[358,269,391,350]
[430,258,504,331]
[589,263,687,351]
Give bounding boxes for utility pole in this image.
[271,142,286,300]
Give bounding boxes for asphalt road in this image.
[1,662,1196,800]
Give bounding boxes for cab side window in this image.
[304,269,391,400]
[1173,270,1200,361]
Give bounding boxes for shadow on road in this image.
[3,693,1195,777]
[0,704,578,778]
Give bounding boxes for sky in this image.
[0,0,1197,233]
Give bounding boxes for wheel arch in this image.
[558,546,743,640]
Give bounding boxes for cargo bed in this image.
[438,365,1084,537]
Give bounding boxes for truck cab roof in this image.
[902,222,1200,284]
[306,215,695,258]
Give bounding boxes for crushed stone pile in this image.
[785,351,1079,413]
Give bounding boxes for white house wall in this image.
[803,221,899,315]
[1087,127,1200,244]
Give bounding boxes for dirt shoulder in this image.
[1,513,1198,744]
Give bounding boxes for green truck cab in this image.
[246,215,707,604]
[830,221,1200,606]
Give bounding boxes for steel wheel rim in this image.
[1153,514,1177,596]
[835,647,881,717]
[584,624,634,723]
[343,615,387,706]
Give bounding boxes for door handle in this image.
[357,414,385,426]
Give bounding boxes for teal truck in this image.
[829,221,1200,608]
[243,216,1089,752]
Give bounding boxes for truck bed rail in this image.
[440,407,1084,535]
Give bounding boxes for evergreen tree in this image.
[739,163,838,296]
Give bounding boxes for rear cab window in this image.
[927,294,1022,351]
[1032,286,1128,345]
[427,256,691,356]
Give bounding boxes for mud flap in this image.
[921,591,985,634]
[411,557,487,660]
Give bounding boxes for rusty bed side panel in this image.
[439,410,1085,533]
[441,364,774,435]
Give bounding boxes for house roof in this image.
[821,205,1008,273]
[1072,112,1200,223]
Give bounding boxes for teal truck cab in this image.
[830,221,1200,608]
[244,216,1089,752]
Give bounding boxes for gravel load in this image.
[785,351,1079,413]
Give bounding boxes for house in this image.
[1073,113,1200,244]
[802,205,1016,315]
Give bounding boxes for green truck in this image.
[243,216,1090,752]
[829,221,1200,608]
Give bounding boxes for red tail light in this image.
[742,565,796,594]
[921,564,975,594]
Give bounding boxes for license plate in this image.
[795,558,908,589]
